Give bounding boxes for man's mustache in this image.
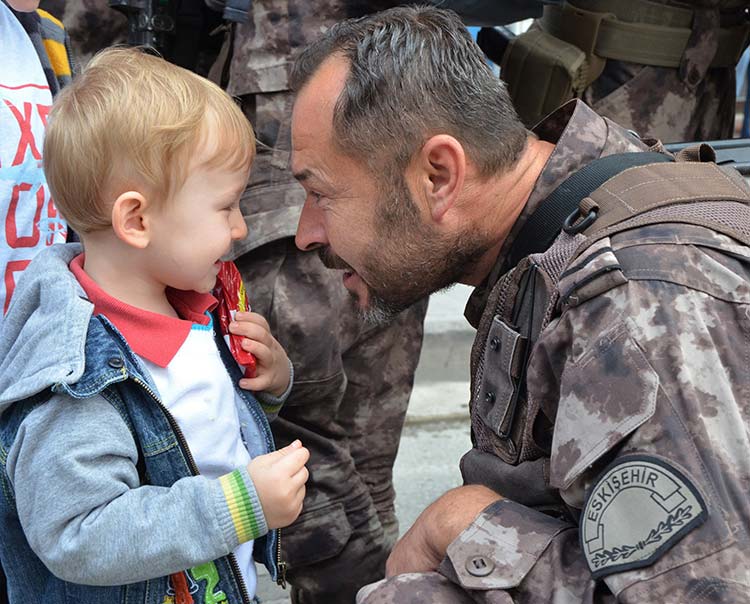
[318,247,353,272]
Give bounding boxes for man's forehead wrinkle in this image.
[292,131,341,191]
[292,161,337,190]
[293,54,350,140]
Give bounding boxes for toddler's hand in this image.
[248,440,309,529]
[229,312,291,396]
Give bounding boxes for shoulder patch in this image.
[580,455,707,578]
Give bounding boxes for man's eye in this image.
[311,192,324,204]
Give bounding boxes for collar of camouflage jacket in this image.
[464,99,646,328]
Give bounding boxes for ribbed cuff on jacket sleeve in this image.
[256,359,294,417]
[216,467,268,545]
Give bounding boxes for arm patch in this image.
[580,455,707,579]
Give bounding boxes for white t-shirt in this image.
[70,256,261,595]
[140,320,258,597]
[0,3,67,323]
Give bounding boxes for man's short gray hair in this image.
[291,5,528,181]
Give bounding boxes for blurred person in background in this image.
[493,0,750,141]
[1,0,73,597]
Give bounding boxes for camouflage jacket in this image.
[226,0,402,97]
[452,100,750,602]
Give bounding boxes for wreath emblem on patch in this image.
[580,455,707,578]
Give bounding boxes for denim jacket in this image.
[0,244,282,604]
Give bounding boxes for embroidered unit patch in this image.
[580,455,707,578]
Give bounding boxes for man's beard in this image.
[362,227,485,325]
[319,213,487,326]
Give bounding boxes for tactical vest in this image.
[462,147,750,509]
[501,0,750,126]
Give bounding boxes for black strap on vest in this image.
[506,152,673,270]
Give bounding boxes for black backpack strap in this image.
[506,152,673,269]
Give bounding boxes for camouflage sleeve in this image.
[440,498,589,597]
[442,235,750,602]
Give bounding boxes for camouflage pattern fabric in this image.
[236,239,427,603]
[226,1,402,97]
[229,14,428,600]
[359,101,750,602]
[230,91,304,258]
[577,1,749,142]
[582,61,735,142]
[48,0,747,143]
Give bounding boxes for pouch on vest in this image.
[474,317,527,444]
[501,28,589,127]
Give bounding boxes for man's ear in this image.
[111,191,151,249]
[414,134,466,223]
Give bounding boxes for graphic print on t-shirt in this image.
[1,3,67,319]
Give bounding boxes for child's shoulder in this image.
[0,244,92,401]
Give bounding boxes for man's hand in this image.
[386,485,502,576]
[248,440,309,529]
[229,311,291,397]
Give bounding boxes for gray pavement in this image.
[257,285,475,604]
[414,284,474,385]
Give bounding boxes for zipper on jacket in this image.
[218,348,286,591]
[227,551,253,602]
[212,321,286,592]
[276,527,287,588]
[131,376,253,604]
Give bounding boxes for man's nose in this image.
[295,197,327,251]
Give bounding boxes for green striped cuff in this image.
[219,469,267,543]
[256,360,294,417]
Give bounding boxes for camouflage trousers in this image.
[235,240,428,604]
[582,61,735,143]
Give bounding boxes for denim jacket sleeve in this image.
[6,391,267,586]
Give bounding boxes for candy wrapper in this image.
[213,261,257,379]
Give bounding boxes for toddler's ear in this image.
[111,191,150,249]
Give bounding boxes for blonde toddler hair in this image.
[43,47,255,234]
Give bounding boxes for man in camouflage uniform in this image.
[222,4,429,603]
[511,0,750,141]
[45,2,428,603]
[291,6,750,602]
